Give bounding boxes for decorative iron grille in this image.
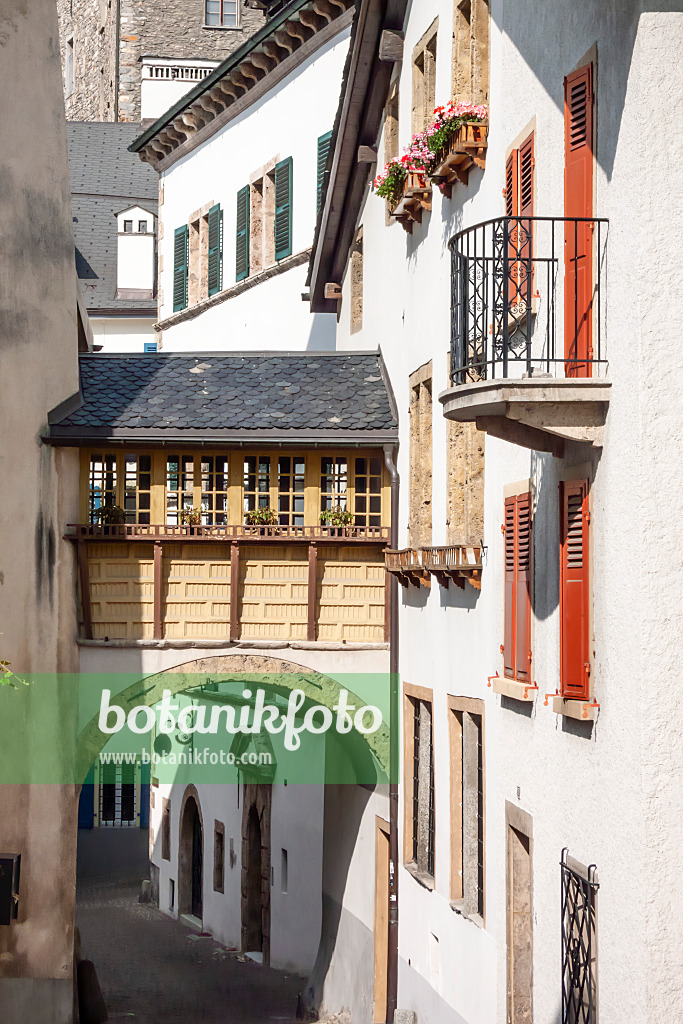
[449,216,608,384]
[561,849,599,1024]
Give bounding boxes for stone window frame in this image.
[161,797,171,861]
[65,35,75,98]
[448,694,485,926]
[403,682,435,889]
[383,79,400,224]
[505,801,534,1023]
[408,361,433,548]
[213,820,225,893]
[412,19,438,135]
[249,156,280,275]
[451,0,490,105]
[350,226,363,335]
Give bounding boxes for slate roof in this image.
[47,352,398,444]
[67,122,158,314]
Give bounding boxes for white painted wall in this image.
[157,25,350,352]
[90,316,157,351]
[141,58,220,121]
[331,1,683,1022]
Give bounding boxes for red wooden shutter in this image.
[518,133,534,312]
[503,497,516,678]
[515,493,532,681]
[564,64,594,377]
[560,480,590,699]
[505,150,520,308]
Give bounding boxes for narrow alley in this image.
[76,829,305,1024]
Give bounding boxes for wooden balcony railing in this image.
[68,523,389,543]
[386,545,483,590]
[66,524,389,645]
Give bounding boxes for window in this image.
[559,479,590,699]
[408,363,433,547]
[320,456,347,512]
[166,455,194,524]
[162,799,171,860]
[403,684,434,881]
[281,848,288,894]
[88,454,117,523]
[446,420,485,544]
[384,81,399,164]
[350,226,363,334]
[277,456,305,526]
[207,203,223,296]
[205,0,238,27]
[412,22,438,134]
[244,455,271,513]
[65,36,75,97]
[449,696,484,921]
[173,225,189,312]
[317,130,333,213]
[506,803,532,1022]
[123,455,152,525]
[143,342,158,353]
[274,157,293,261]
[123,220,133,233]
[213,821,225,893]
[200,456,230,525]
[353,456,381,527]
[452,0,489,105]
[561,851,598,1024]
[564,63,594,377]
[503,491,532,681]
[138,220,148,234]
[505,132,535,310]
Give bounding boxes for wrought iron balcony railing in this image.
[449,216,608,385]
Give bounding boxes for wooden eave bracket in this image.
[324,282,342,299]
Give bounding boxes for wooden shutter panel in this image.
[564,63,594,377]
[172,225,188,312]
[317,131,333,214]
[207,204,222,297]
[274,156,293,261]
[505,150,519,308]
[560,480,590,699]
[235,186,249,282]
[515,493,532,681]
[503,496,516,678]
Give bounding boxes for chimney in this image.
[116,206,155,299]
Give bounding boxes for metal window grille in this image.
[411,699,420,863]
[99,762,137,827]
[561,849,598,1024]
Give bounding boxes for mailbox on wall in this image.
[0,854,20,925]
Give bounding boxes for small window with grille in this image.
[123,454,152,524]
[449,695,485,923]
[244,455,271,513]
[205,0,238,27]
[200,455,229,525]
[166,455,194,524]
[89,453,117,523]
[404,686,435,881]
[277,456,305,526]
[561,851,598,1024]
[320,456,348,512]
[354,456,382,527]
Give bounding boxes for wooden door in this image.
[373,817,391,1023]
[564,63,594,377]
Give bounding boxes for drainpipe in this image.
[114,0,121,121]
[383,442,399,1024]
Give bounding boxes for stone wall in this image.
[56,0,265,123]
[446,420,485,545]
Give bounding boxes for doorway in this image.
[179,788,204,924]
[241,783,271,964]
[245,805,263,954]
[373,816,390,1023]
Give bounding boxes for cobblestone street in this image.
[77,829,305,1024]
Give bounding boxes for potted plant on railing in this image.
[244,507,279,534]
[96,502,126,527]
[320,507,355,536]
[180,507,202,530]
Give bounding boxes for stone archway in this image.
[241,783,271,964]
[178,785,204,922]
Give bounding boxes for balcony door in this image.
[564,63,594,378]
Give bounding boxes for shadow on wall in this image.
[306,311,336,351]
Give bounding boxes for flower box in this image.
[431,121,488,197]
[389,169,432,232]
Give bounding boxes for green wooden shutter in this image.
[235,186,249,282]
[317,130,333,213]
[173,225,188,312]
[207,203,223,296]
[274,156,293,261]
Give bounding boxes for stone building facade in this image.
[56,0,265,122]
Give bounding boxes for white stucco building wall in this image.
[328,1,683,1023]
[156,24,350,353]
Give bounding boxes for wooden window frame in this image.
[448,695,485,924]
[352,454,383,528]
[199,454,230,525]
[403,682,435,886]
[123,453,152,525]
[276,454,306,527]
[204,0,239,29]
